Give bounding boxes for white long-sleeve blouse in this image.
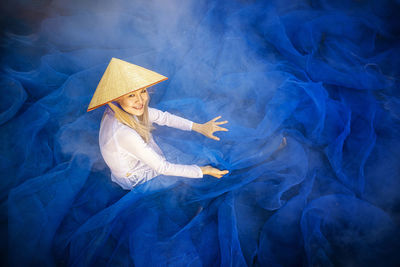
[99,106,203,190]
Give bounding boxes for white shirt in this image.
[99,106,203,190]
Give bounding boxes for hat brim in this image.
[86,77,168,112]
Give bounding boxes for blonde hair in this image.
[107,100,154,143]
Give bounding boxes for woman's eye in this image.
[142,89,147,93]
[129,94,135,97]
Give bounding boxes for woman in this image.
[87,57,229,189]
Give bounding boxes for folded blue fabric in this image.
[1,0,399,266]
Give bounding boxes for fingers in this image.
[210,135,220,141]
[211,116,222,122]
[216,126,229,132]
[215,120,228,125]
[208,127,228,141]
[213,170,229,179]
[202,166,229,179]
[206,116,229,140]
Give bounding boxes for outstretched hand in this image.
[200,166,229,179]
[192,116,229,141]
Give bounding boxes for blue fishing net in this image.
[1,0,400,266]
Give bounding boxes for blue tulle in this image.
[1,0,400,266]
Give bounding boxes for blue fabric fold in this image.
[1,0,399,266]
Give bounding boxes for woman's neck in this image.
[135,115,143,122]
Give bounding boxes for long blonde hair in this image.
[107,100,154,143]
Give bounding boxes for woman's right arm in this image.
[115,127,229,179]
[115,126,203,178]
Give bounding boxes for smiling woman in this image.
[118,88,149,116]
[3,1,400,265]
[88,57,229,189]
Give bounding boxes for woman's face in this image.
[117,88,149,116]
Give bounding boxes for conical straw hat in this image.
[87,57,167,112]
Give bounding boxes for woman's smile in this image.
[133,105,144,110]
[117,88,149,116]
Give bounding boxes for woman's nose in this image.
[133,94,143,104]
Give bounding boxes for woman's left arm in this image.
[149,108,229,140]
[192,116,229,141]
[149,107,193,131]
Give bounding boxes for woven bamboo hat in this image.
[87,57,168,112]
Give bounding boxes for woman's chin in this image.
[129,109,144,116]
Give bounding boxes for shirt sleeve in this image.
[148,107,193,131]
[115,126,203,179]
